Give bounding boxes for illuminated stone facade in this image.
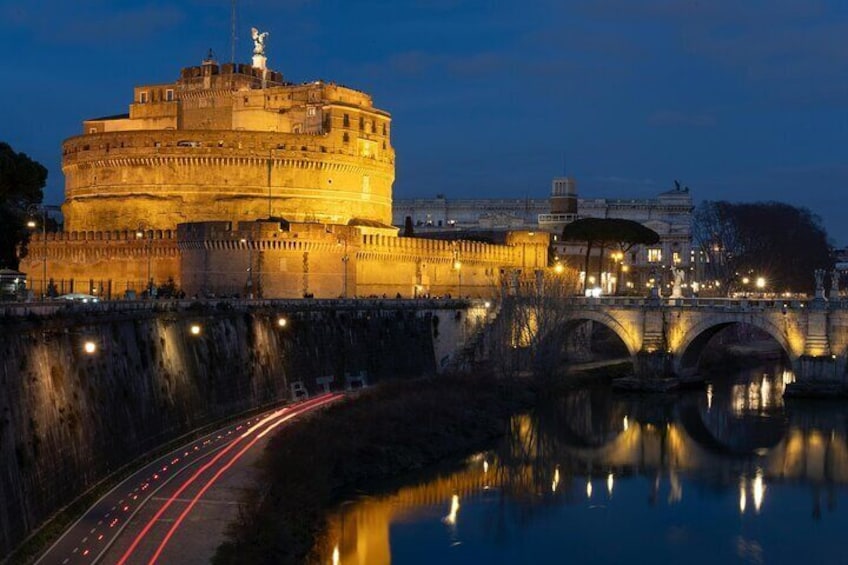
[22,53,548,298]
[63,57,394,231]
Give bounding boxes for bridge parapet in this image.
[531,296,848,385]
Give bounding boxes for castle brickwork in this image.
[177,221,548,299]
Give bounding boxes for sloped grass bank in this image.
[214,377,535,565]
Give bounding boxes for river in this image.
[320,363,848,564]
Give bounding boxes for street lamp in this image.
[136,222,153,298]
[453,259,462,298]
[26,204,60,300]
[338,236,349,298]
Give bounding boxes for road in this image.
[36,393,342,565]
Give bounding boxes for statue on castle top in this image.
[251,27,269,56]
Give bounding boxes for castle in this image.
[21,40,547,299]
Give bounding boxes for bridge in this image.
[532,295,848,383]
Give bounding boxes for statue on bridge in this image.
[671,267,685,299]
[815,269,826,300]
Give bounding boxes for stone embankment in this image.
[0,299,475,559]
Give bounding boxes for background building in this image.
[394,178,694,294]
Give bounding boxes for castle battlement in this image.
[30,229,176,243]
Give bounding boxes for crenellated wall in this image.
[21,231,180,298]
[174,221,549,299]
[21,222,549,300]
[0,300,478,558]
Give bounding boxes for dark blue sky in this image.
[2,1,846,241]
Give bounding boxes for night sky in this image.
[2,1,846,241]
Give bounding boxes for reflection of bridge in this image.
[323,399,848,564]
[542,296,848,381]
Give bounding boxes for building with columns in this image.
[393,178,694,294]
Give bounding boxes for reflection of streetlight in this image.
[136,222,153,298]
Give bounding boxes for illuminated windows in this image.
[647,248,662,263]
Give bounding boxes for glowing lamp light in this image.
[83,341,97,354]
[453,260,462,271]
[190,324,202,336]
[756,277,766,289]
[277,317,288,328]
[27,220,37,229]
[484,301,491,309]
[332,546,339,565]
[554,263,564,274]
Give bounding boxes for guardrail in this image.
[0,297,487,320]
[552,296,817,311]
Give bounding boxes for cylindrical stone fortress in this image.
[61,58,394,232]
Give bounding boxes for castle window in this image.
[371,121,376,133]
[343,114,350,127]
[139,91,148,103]
[343,132,349,143]
[359,116,364,130]
[165,89,174,102]
[307,106,317,117]
[89,128,97,134]
[382,123,387,136]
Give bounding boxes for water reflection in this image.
[321,363,848,563]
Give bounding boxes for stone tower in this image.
[550,177,577,215]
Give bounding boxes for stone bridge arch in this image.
[556,309,642,358]
[672,312,800,375]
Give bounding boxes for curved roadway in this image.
[36,394,342,565]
